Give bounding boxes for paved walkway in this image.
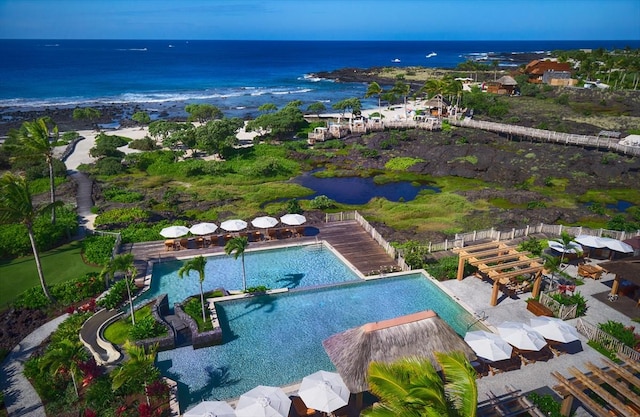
[0,314,69,417]
[439,262,635,415]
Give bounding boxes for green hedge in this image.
[82,234,117,266]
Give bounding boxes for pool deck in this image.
[124,220,396,278]
[123,223,640,416]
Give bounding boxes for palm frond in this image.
[435,351,478,417]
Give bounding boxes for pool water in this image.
[137,244,360,306]
[156,273,482,410]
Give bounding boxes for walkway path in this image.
[449,118,640,157]
[0,314,69,417]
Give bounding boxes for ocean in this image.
[1,39,639,119]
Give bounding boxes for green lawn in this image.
[0,240,103,308]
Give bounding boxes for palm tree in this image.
[111,341,160,405]
[225,236,249,292]
[178,255,208,323]
[391,81,411,117]
[365,82,384,109]
[0,173,62,302]
[40,339,87,397]
[553,231,578,267]
[104,253,138,325]
[363,351,477,417]
[15,117,60,224]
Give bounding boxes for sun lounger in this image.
[179,238,189,249]
[291,396,317,416]
[267,229,278,240]
[485,353,522,375]
[295,226,305,237]
[196,237,205,248]
[164,240,175,251]
[471,360,490,378]
[515,345,554,365]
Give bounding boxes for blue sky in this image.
[0,0,638,40]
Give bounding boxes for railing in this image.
[449,118,640,157]
[575,318,640,362]
[354,211,397,260]
[325,211,640,256]
[539,292,578,320]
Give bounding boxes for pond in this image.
[585,200,635,213]
[292,172,440,205]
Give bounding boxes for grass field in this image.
[0,240,103,308]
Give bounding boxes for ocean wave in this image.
[0,86,317,109]
[115,48,148,51]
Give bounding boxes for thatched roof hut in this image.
[496,75,518,86]
[322,310,476,393]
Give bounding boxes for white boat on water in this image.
[426,52,437,58]
[391,58,401,63]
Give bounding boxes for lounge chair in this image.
[164,240,175,251]
[253,231,263,241]
[515,345,554,365]
[485,352,522,374]
[267,229,278,240]
[179,238,189,249]
[471,360,490,378]
[291,396,317,416]
[196,237,205,248]
[295,226,305,237]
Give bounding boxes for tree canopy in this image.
[185,103,223,123]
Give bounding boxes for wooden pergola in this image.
[452,241,544,306]
[552,355,640,417]
[598,256,640,305]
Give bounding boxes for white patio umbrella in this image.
[529,316,580,343]
[235,385,291,417]
[280,213,306,226]
[184,400,236,417]
[547,240,583,254]
[496,321,547,351]
[189,222,219,236]
[575,235,607,248]
[464,330,513,362]
[159,225,190,238]
[251,216,279,229]
[599,238,633,253]
[298,370,350,414]
[220,219,248,232]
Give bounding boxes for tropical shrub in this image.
[97,279,131,309]
[309,195,336,209]
[82,234,117,265]
[528,393,565,417]
[426,255,477,280]
[50,273,103,305]
[518,237,544,256]
[129,316,166,340]
[0,205,78,257]
[598,320,639,348]
[550,292,587,317]
[13,287,50,309]
[286,199,303,214]
[94,156,125,175]
[128,137,157,150]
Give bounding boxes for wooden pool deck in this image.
[123,220,396,277]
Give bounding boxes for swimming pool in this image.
[156,273,484,411]
[137,243,361,306]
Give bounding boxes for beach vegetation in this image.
[332,97,362,118]
[258,103,278,113]
[365,82,384,107]
[131,111,151,125]
[128,136,158,151]
[185,103,223,123]
[306,101,327,116]
[195,117,244,158]
[246,100,307,141]
[72,107,101,121]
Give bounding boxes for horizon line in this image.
[1,38,640,43]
